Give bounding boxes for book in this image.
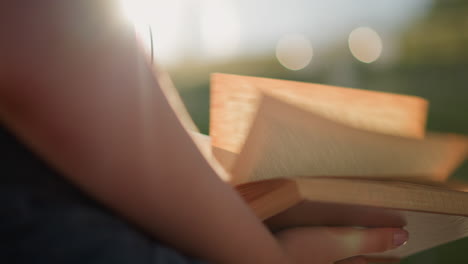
[237,177,468,259]
[231,95,467,184]
[210,73,428,155]
[207,73,468,259]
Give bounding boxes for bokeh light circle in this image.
[348,27,383,63]
[276,34,313,71]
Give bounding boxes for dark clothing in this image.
[0,125,206,264]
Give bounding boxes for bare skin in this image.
[0,1,406,263]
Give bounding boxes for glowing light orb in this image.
[276,34,313,71]
[348,27,383,63]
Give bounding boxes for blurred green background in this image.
[129,0,468,262]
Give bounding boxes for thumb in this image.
[276,227,408,264]
[332,227,408,258]
[335,256,400,264]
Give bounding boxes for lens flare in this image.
[276,34,313,71]
[348,27,383,63]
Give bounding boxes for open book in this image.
[205,73,468,259]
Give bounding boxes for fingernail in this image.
[393,230,409,247]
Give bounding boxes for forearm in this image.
[0,1,289,263]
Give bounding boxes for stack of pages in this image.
[206,73,468,259]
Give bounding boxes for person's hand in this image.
[276,227,408,264]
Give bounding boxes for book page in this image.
[237,178,468,258]
[231,95,468,184]
[267,198,468,259]
[263,177,468,258]
[210,73,428,154]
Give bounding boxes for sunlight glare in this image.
[120,0,155,24]
[200,0,241,60]
[119,0,184,65]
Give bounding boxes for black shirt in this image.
[0,125,206,264]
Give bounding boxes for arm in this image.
[0,1,406,263]
[0,1,289,263]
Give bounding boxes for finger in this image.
[363,257,400,263]
[276,227,408,263]
[335,256,400,264]
[335,256,368,264]
[325,227,408,260]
